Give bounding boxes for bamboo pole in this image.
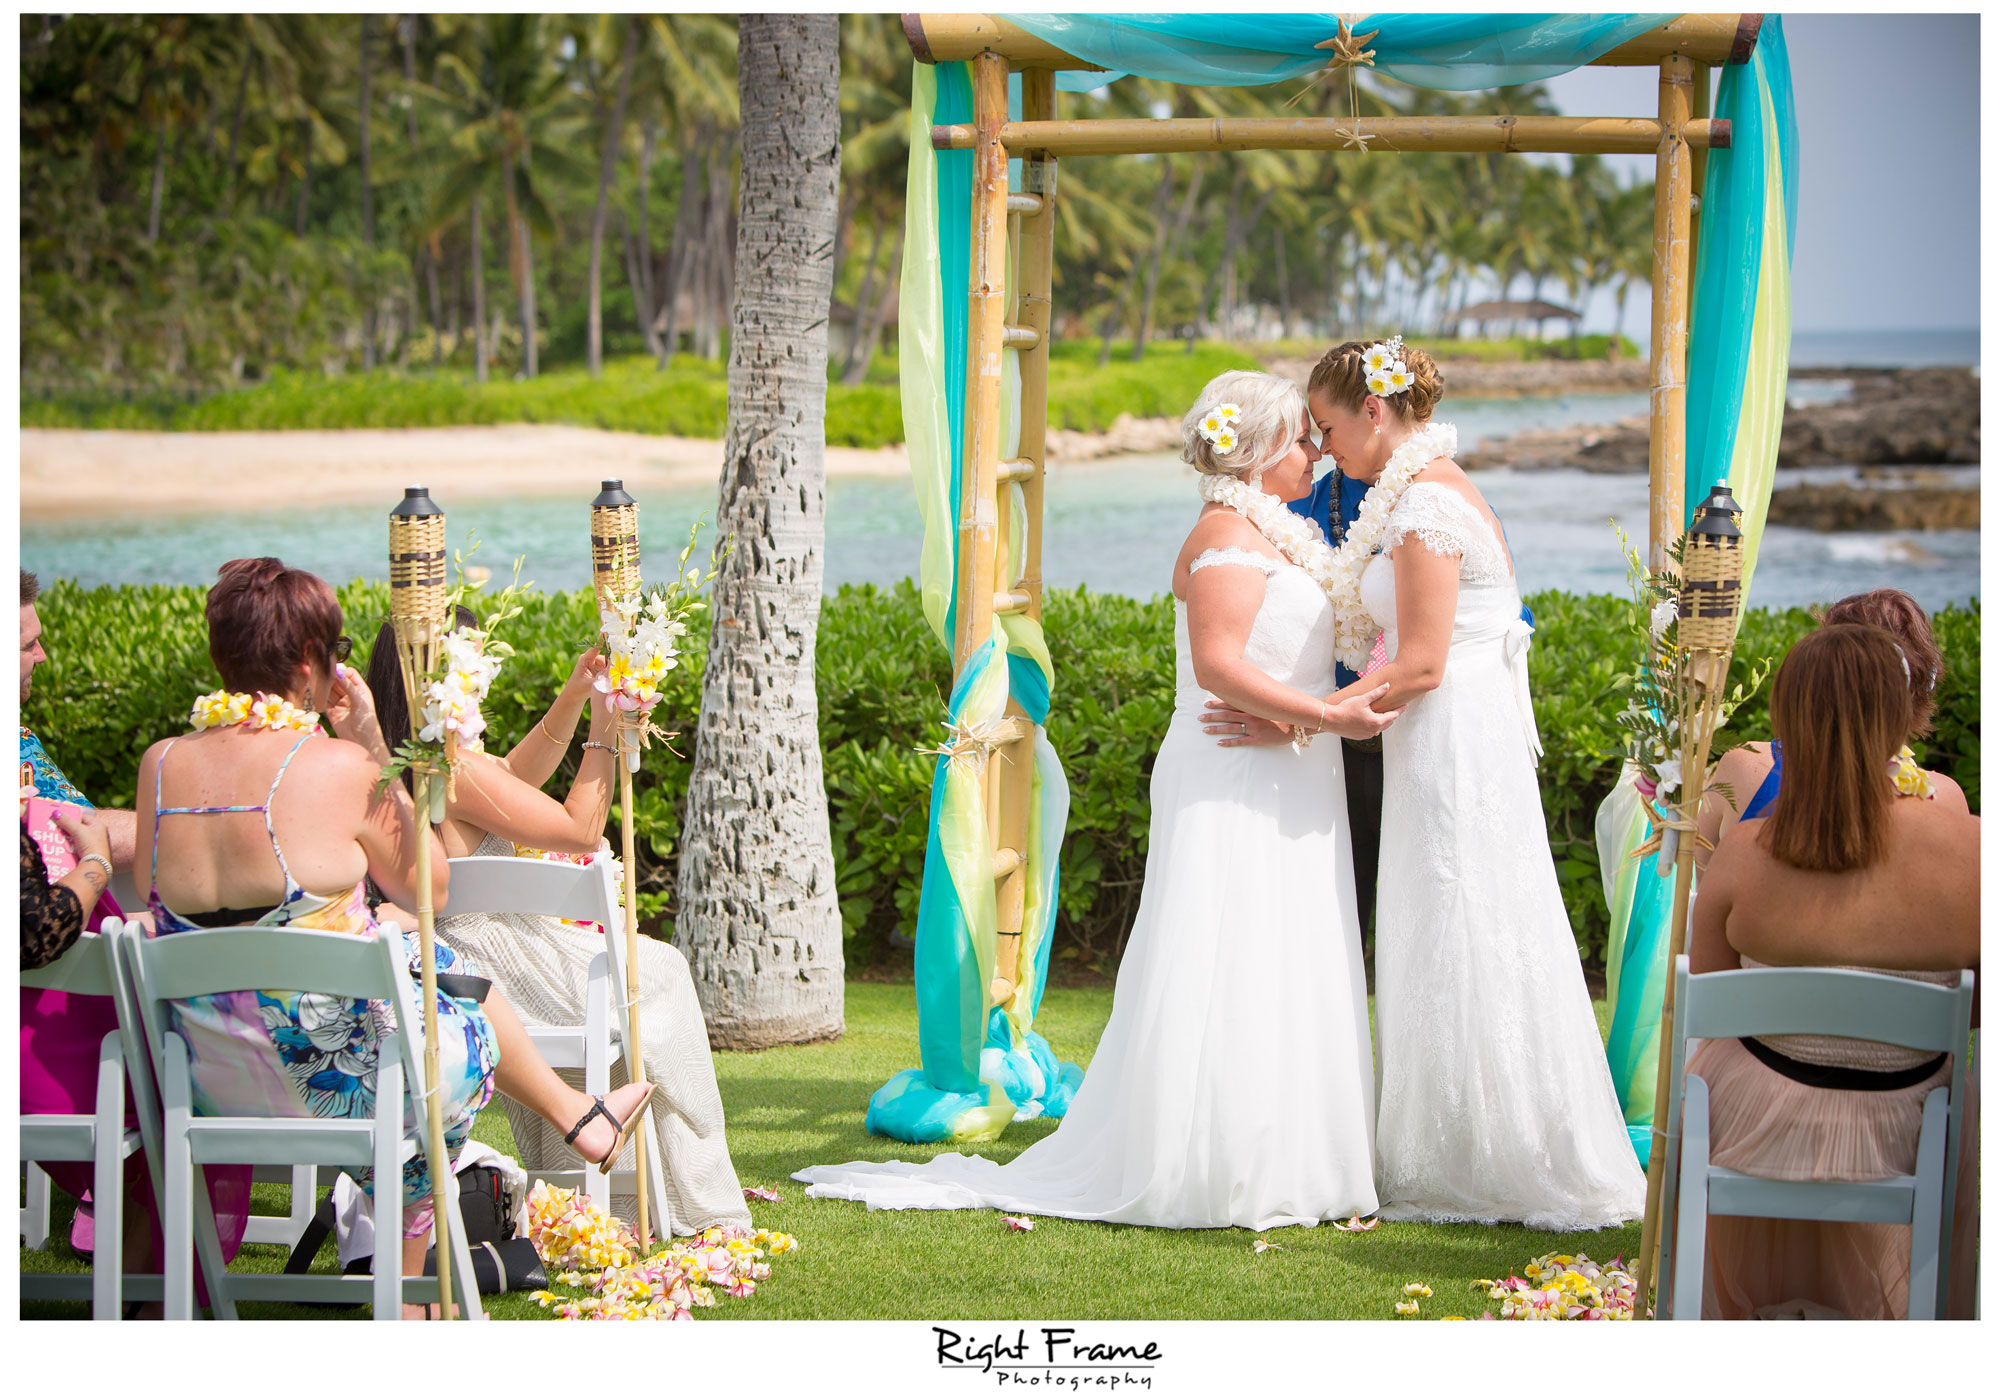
[953,51,1009,674]
[904,14,1756,70]
[989,70,1056,1008]
[388,486,458,1321]
[1634,489,1748,1314]
[589,480,653,1248]
[1647,55,1695,572]
[931,115,1731,159]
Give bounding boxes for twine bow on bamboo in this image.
[916,715,1021,777]
[1628,794,1713,875]
[1289,15,1382,151]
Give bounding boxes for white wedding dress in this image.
[795,549,1379,1230]
[1363,482,1645,1230]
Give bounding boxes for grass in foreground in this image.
[22,981,1638,1321]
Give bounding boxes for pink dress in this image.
[1690,958,1978,1319]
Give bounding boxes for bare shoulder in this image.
[1926,771,1972,815]
[296,735,384,792]
[1176,506,1281,573]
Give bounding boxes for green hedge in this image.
[25,580,1979,970]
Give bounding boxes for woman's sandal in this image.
[563,1084,657,1168]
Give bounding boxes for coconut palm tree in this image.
[676,13,846,1050]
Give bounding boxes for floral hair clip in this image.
[1197,402,1242,455]
[1363,335,1413,398]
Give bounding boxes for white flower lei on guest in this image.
[1196,421,1456,671]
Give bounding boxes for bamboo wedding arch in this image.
[874,13,1798,1308]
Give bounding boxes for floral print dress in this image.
[147,734,498,1238]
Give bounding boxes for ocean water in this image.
[21,379,1976,612]
[1789,327,1979,370]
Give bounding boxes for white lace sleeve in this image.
[1189,546,1284,576]
[1380,483,1512,584]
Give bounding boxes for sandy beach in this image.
[19,425,913,521]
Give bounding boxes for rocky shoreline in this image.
[1456,367,1980,473]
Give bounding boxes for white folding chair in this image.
[1658,955,1974,1320]
[19,933,153,1317]
[113,917,486,1320]
[441,855,669,1221]
[19,865,147,1255]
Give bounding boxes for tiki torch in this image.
[1634,482,1746,1312]
[388,485,461,1319]
[590,479,654,1247]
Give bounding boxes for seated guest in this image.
[21,568,250,1315]
[1698,588,1968,873]
[21,807,115,971]
[140,559,652,1315]
[367,609,751,1234]
[1689,623,1979,1319]
[21,569,138,867]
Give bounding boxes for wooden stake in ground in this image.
[1633,484,1747,1313]
[590,479,653,1249]
[388,485,458,1320]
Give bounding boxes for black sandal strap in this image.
[563,1096,613,1147]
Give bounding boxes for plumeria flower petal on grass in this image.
[1252,1237,1284,1254]
[1001,1215,1035,1232]
[1394,1300,1421,1317]
[743,1186,783,1203]
[1403,1282,1433,1298]
[1330,1213,1379,1232]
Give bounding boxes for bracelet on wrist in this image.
[77,852,113,887]
[581,740,616,755]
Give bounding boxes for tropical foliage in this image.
[21,14,1655,401]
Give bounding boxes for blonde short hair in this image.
[1181,371,1306,480]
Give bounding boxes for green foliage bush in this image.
[24,581,1979,971]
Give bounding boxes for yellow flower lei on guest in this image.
[189,690,324,735]
[1890,745,1936,800]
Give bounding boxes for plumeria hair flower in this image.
[1363,334,1410,397]
[1197,402,1243,455]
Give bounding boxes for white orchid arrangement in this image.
[1612,527,1767,868]
[594,518,724,765]
[380,533,526,805]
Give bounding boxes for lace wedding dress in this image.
[795,549,1378,1230]
[1363,482,1645,1230]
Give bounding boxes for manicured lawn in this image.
[22,980,1639,1321]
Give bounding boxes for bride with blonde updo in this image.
[797,370,1395,1229]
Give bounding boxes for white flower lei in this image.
[1196,421,1456,671]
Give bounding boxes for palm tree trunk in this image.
[656,135,704,365]
[147,114,169,242]
[471,188,488,382]
[677,12,844,1051]
[359,14,377,369]
[588,14,640,376]
[514,159,537,378]
[843,226,900,386]
[838,216,887,381]
[632,121,661,357]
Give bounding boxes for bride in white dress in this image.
[795,372,1396,1230]
[1313,338,1645,1231]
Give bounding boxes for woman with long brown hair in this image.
[1697,588,1969,873]
[366,609,750,1235]
[1689,623,1979,1318]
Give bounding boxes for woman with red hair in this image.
[139,559,651,1315]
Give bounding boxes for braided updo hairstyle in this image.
[1308,339,1445,424]
[1180,370,1306,480]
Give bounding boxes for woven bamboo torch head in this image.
[1680,484,1745,655]
[590,479,642,613]
[389,485,449,687]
